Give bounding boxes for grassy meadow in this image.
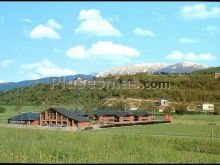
[91,123,220,138]
[0,105,220,163]
[0,127,220,163]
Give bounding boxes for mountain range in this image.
[0,62,212,92]
[96,62,208,77]
[0,74,93,92]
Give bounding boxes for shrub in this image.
[186,111,199,114]
[163,106,173,114]
[175,103,187,115]
[0,106,6,113]
[214,106,220,115]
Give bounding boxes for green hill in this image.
[0,74,220,107]
[191,67,220,75]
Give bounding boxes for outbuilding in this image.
[133,111,153,121]
[8,112,40,125]
[93,110,135,124]
[93,110,118,124]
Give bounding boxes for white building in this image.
[155,98,169,107]
[215,73,220,79]
[159,98,169,106]
[199,103,214,112]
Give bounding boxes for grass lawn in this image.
[91,123,220,138]
[172,114,220,126]
[173,114,220,122]
[0,127,220,163]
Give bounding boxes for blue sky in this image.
[0,2,220,82]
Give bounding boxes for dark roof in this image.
[133,111,153,117]
[8,112,40,121]
[93,110,133,117]
[70,115,92,122]
[92,110,153,117]
[53,108,87,116]
[50,108,91,122]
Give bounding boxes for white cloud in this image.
[21,18,32,23]
[66,45,87,59]
[205,25,220,35]
[46,19,63,29]
[78,9,102,21]
[180,37,198,44]
[66,41,140,62]
[75,9,121,37]
[0,59,13,68]
[29,25,60,39]
[29,19,62,39]
[28,73,41,80]
[134,28,155,37]
[0,79,4,83]
[20,59,76,79]
[167,50,216,61]
[89,41,140,58]
[180,3,220,20]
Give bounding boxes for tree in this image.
[214,105,220,115]
[0,106,6,113]
[163,106,173,114]
[175,103,187,115]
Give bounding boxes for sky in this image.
[0,2,220,82]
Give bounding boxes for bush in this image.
[163,106,173,114]
[214,106,220,115]
[175,103,187,115]
[186,111,200,114]
[0,106,6,113]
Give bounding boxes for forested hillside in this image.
[0,74,219,108]
[191,67,220,75]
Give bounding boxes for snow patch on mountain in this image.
[96,62,208,77]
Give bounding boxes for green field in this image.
[1,105,220,163]
[91,123,220,138]
[0,127,220,163]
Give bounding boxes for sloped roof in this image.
[93,110,133,117]
[93,110,153,117]
[69,115,92,122]
[51,108,91,122]
[54,108,87,116]
[133,111,153,117]
[8,112,40,121]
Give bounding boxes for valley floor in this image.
[0,112,220,163]
[0,126,220,163]
[0,105,220,163]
